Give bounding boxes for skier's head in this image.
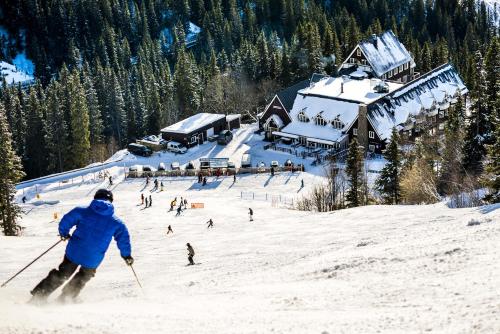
[186,243,190,246]
[94,189,113,203]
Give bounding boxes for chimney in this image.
[371,34,378,49]
[357,104,368,152]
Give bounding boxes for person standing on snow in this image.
[176,205,182,217]
[167,225,173,234]
[141,193,144,205]
[160,181,164,192]
[145,197,149,208]
[248,208,253,221]
[186,243,195,265]
[149,195,152,207]
[30,189,133,304]
[109,176,113,186]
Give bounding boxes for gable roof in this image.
[161,113,225,134]
[276,79,310,111]
[358,30,415,77]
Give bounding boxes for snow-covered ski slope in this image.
[1,167,499,333]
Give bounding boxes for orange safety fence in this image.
[190,203,204,209]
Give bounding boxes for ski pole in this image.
[129,264,143,290]
[1,239,64,288]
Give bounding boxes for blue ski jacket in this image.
[58,199,131,269]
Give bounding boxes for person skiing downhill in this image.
[176,205,182,217]
[30,189,133,304]
[248,208,253,221]
[167,225,173,234]
[149,195,152,207]
[206,219,214,228]
[141,193,144,205]
[186,243,195,265]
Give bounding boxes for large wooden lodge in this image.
[259,30,468,154]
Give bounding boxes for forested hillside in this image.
[0,0,498,182]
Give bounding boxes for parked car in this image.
[270,161,279,168]
[241,153,252,168]
[167,141,187,154]
[296,163,305,172]
[257,161,266,172]
[185,161,195,170]
[127,143,153,157]
[171,161,180,170]
[217,130,233,145]
[129,165,142,172]
[142,165,154,172]
[284,159,293,167]
[158,162,166,171]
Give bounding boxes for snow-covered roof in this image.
[298,76,402,104]
[358,30,415,77]
[279,95,360,142]
[161,113,225,134]
[226,114,241,122]
[367,63,468,141]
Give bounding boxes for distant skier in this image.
[198,173,203,183]
[301,179,304,188]
[169,200,175,212]
[167,225,173,234]
[233,174,236,183]
[145,197,149,208]
[186,243,195,265]
[153,179,158,191]
[206,219,214,228]
[141,193,144,205]
[149,195,152,207]
[109,176,113,186]
[270,167,275,176]
[29,189,133,304]
[176,205,182,216]
[22,196,26,204]
[202,177,207,186]
[248,208,253,221]
[183,198,188,209]
[160,181,164,191]
[146,175,150,185]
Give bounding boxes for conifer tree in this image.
[376,128,402,204]
[24,87,48,178]
[346,138,365,207]
[45,81,68,173]
[68,71,91,168]
[0,103,25,236]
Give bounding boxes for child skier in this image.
[186,243,195,265]
[29,189,133,304]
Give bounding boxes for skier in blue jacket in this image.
[30,189,133,303]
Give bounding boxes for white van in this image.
[241,153,252,168]
[167,141,187,154]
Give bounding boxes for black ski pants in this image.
[188,255,194,265]
[31,256,96,299]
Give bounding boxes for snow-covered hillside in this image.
[1,155,499,333]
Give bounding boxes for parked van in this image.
[241,153,252,168]
[171,161,180,170]
[158,162,166,171]
[128,143,152,157]
[167,141,187,154]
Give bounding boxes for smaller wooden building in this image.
[161,113,241,148]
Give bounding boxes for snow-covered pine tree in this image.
[24,87,48,178]
[439,97,465,195]
[346,138,364,207]
[44,80,68,173]
[462,50,492,175]
[375,128,402,204]
[0,102,25,236]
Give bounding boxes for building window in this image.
[315,115,327,126]
[399,65,403,72]
[369,130,375,139]
[190,135,198,144]
[332,119,344,129]
[356,48,361,57]
[438,110,444,118]
[362,59,367,65]
[298,109,309,122]
[369,145,375,152]
[350,58,356,64]
[353,128,358,136]
[404,62,409,70]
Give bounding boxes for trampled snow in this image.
[1,171,499,333]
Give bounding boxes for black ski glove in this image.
[60,235,70,241]
[123,255,134,266]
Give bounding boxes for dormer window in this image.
[298,109,310,122]
[332,118,344,130]
[315,114,327,126]
[356,48,361,57]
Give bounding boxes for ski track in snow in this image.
[0,171,499,334]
